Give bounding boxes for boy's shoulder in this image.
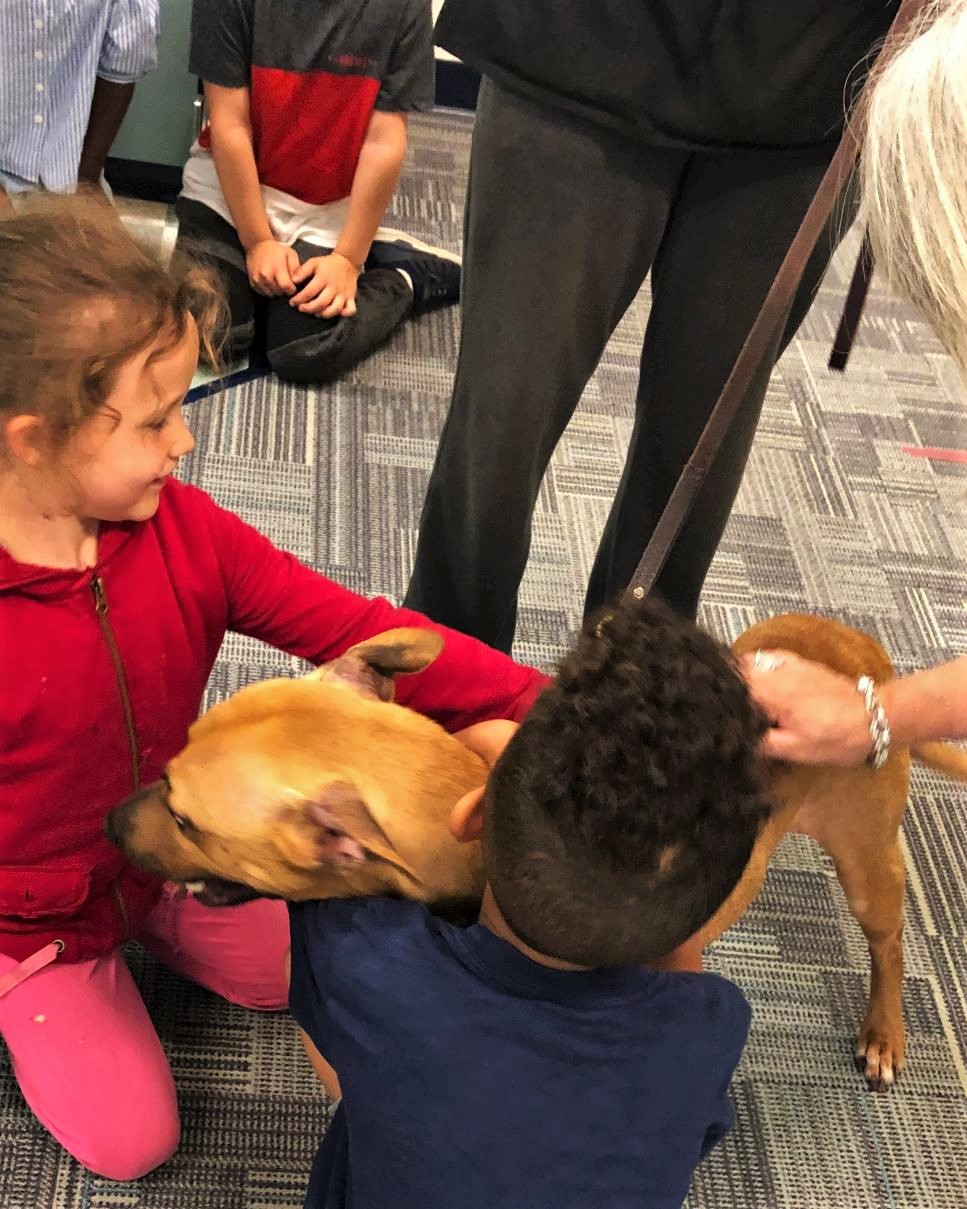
[290,894,750,1039]
[673,969,752,1045]
[291,895,436,961]
[290,894,436,960]
[291,893,416,926]
[288,897,448,1020]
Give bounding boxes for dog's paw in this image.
[854,1033,903,1091]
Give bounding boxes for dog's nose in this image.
[104,804,127,846]
[104,781,159,847]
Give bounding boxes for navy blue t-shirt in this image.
[288,898,750,1209]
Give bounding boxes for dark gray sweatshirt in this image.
[435,0,899,150]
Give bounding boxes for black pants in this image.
[404,78,852,652]
[174,198,413,385]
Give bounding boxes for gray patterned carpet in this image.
[3,108,967,1208]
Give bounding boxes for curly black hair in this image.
[483,597,772,967]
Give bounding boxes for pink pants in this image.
[0,888,290,1181]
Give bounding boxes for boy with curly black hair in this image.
[288,598,771,1209]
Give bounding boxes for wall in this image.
[109,0,195,169]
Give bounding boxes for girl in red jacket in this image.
[0,198,543,1181]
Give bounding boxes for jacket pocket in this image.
[0,865,92,924]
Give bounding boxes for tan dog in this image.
[107,629,488,917]
[107,615,967,1090]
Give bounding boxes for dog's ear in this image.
[304,628,444,702]
[277,780,419,881]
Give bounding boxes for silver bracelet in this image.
[856,675,892,769]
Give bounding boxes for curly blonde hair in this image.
[0,192,224,455]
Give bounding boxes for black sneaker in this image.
[369,238,461,310]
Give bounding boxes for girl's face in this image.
[61,321,199,524]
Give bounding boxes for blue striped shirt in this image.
[0,0,159,193]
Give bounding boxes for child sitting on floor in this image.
[288,597,771,1209]
[176,0,461,385]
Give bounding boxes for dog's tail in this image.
[912,741,967,782]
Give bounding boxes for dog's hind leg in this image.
[827,836,907,1091]
[787,753,909,1089]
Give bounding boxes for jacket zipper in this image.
[91,574,140,941]
[111,879,132,940]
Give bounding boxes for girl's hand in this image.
[289,252,361,318]
[740,650,873,765]
[246,239,299,296]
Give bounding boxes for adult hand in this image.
[740,650,873,765]
[290,252,361,318]
[245,238,299,296]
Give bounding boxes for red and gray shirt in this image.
[189,0,435,207]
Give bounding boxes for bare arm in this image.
[204,81,271,249]
[81,0,159,185]
[744,651,967,765]
[298,1029,343,1101]
[882,656,967,746]
[282,947,342,1098]
[290,110,409,318]
[78,77,136,185]
[204,81,298,295]
[335,109,407,268]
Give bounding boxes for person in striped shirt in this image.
[0,0,159,210]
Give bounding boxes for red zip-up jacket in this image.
[0,480,547,964]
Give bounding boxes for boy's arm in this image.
[289,111,408,319]
[203,82,299,297]
[287,0,434,320]
[78,80,136,187]
[283,948,343,1098]
[287,911,345,1101]
[79,0,159,186]
[298,1029,343,1101]
[334,111,408,267]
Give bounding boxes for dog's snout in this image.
[104,782,161,848]
[103,806,124,846]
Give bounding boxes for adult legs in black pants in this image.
[404,78,849,652]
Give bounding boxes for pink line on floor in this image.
[901,445,967,463]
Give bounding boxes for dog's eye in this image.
[170,810,190,832]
